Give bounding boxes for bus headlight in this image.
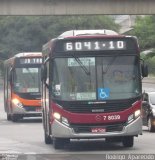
[134,109,141,118]
[12,98,23,108]
[53,112,61,120]
[152,108,155,116]
[128,109,141,124]
[53,112,69,126]
[128,114,134,123]
[62,116,69,126]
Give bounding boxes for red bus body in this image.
[42,30,144,149]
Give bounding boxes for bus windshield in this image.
[13,67,41,93]
[52,55,140,101]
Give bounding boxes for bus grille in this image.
[70,123,125,133]
[61,102,131,113]
[23,106,41,111]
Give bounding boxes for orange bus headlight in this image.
[12,98,23,108]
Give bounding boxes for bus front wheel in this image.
[53,138,70,149]
[44,131,52,144]
[11,114,20,122]
[122,136,134,147]
[43,112,52,144]
[7,113,11,121]
[148,117,155,132]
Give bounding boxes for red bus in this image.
[4,52,42,122]
[42,30,148,149]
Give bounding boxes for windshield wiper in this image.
[72,55,90,75]
[102,56,118,74]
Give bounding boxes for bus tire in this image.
[44,132,52,144]
[7,113,11,121]
[53,138,62,149]
[122,136,134,147]
[44,119,52,145]
[53,138,69,149]
[148,117,155,132]
[11,114,19,122]
[43,112,53,144]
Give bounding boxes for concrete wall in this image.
[0,0,155,15]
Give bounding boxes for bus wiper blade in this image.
[73,56,90,75]
[102,56,117,74]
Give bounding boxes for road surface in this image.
[0,77,155,160]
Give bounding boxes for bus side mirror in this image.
[141,63,148,77]
[41,64,50,89]
[142,101,148,106]
[41,65,47,82]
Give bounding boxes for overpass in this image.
[0,0,155,15]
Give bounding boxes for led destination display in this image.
[19,58,42,64]
[64,40,126,51]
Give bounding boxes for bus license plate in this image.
[91,128,106,133]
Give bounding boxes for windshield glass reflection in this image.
[13,68,41,93]
[52,55,140,101]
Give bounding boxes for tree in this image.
[141,50,155,75]
[0,15,120,76]
[132,15,155,50]
[0,16,119,59]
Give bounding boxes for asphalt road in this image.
[0,77,155,160]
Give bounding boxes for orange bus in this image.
[4,52,42,122]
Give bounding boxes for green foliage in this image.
[140,53,146,60]
[146,56,155,75]
[133,15,155,75]
[0,15,119,76]
[132,15,155,50]
[0,16,119,60]
[141,51,155,75]
[144,52,155,59]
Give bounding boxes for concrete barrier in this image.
[0,0,155,15]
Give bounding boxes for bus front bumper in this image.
[51,117,142,138]
[12,106,42,117]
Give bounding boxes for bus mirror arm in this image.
[8,68,13,84]
[41,65,47,82]
[44,81,49,89]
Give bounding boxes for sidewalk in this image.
[142,76,155,84]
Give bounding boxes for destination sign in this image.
[64,40,126,51]
[19,58,42,64]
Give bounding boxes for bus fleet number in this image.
[103,115,121,121]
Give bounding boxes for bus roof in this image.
[15,52,42,58]
[4,52,42,66]
[42,30,137,55]
[58,29,118,38]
